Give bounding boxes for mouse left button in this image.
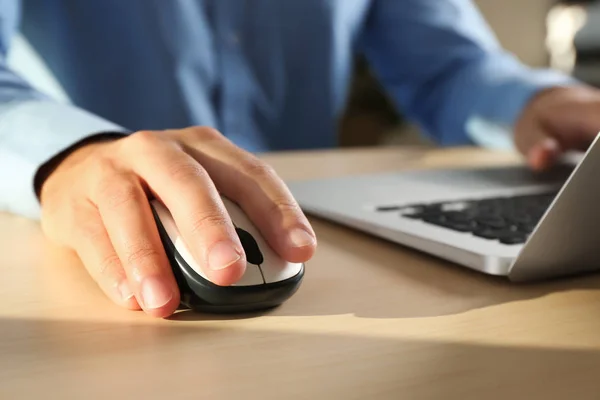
[152,200,266,287]
[150,200,205,278]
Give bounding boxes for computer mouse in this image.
[150,197,305,313]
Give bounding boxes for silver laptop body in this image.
[287,137,600,282]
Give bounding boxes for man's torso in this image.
[20,0,373,151]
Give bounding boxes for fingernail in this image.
[117,280,134,301]
[543,138,559,152]
[208,241,242,270]
[141,276,173,309]
[289,228,315,248]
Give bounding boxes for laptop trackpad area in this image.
[289,164,574,215]
[394,165,572,193]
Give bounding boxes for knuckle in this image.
[242,158,277,181]
[89,156,122,190]
[189,126,223,142]
[69,203,103,235]
[98,253,122,276]
[167,161,207,183]
[269,198,301,215]
[96,175,142,210]
[78,218,106,242]
[127,130,164,151]
[124,242,160,268]
[189,208,228,234]
[92,155,119,177]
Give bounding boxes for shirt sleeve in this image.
[359,0,579,148]
[0,2,128,219]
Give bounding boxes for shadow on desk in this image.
[171,216,600,322]
[2,316,600,398]
[28,210,600,323]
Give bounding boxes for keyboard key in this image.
[476,217,507,230]
[506,213,533,224]
[375,205,402,212]
[445,211,475,223]
[518,222,537,232]
[499,235,528,245]
[446,222,478,232]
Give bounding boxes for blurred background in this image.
[338,0,598,149]
[7,0,598,150]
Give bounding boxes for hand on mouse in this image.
[514,85,600,171]
[38,127,317,318]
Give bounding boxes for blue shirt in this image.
[0,0,573,218]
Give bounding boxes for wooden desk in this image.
[2,147,600,399]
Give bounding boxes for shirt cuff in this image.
[0,100,129,219]
[466,68,581,149]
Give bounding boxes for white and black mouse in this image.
[150,197,304,313]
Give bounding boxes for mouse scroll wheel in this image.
[235,227,264,265]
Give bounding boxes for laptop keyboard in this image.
[378,191,558,245]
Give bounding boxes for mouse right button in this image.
[260,261,303,284]
[231,264,265,286]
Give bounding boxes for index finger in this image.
[180,128,317,264]
[123,132,247,287]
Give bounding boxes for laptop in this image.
[287,137,600,282]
